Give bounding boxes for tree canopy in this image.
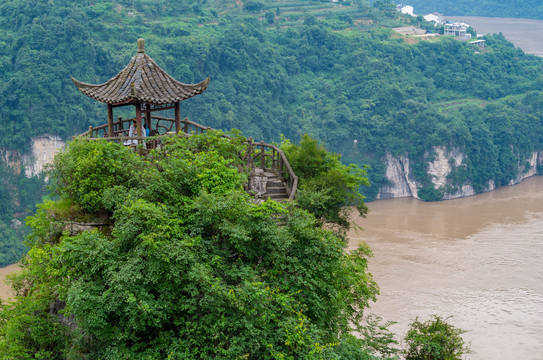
[0,133,399,359]
[281,134,369,231]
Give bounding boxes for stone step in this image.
[266,186,288,194]
[264,193,289,200]
[248,168,289,201]
[266,181,286,188]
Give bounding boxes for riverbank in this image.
[0,263,20,300]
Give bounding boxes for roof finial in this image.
[137,38,145,53]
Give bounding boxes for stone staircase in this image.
[247,168,289,201]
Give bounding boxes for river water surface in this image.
[348,176,543,359]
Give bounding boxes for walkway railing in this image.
[77,116,213,138]
[75,117,298,201]
[242,138,298,201]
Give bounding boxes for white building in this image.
[444,22,472,41]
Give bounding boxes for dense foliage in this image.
[404,315,471,360]
[0,165,44,267]
[0,133,399,359]
[281,134,369,230]
[402,0,543,20]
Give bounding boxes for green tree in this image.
[243,1,264,13]
[281,134,369,231]
[404,315,471,360]
[265,10,275,25]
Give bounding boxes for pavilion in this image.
[71,38,209,138]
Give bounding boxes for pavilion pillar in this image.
[107,104,114,137]
[136,103,143,139]
[175,102,180,134]
[145,105,152,133]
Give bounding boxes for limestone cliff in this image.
[0,135,65,217]
[376,146,539,201]
[508,151,540,185]
[1,135,65,178]
[376,154,419,200]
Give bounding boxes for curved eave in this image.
[70,75,210,105]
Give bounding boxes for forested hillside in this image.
[2,0,543,265]
[403,0,543,20]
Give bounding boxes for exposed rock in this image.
[427,146,476,200]
[22,135,65,178]
[509,151,538,185]
[427,146,460,188]
[49,299,77,330]
[376,154,420,200]
[375,147,539,201]
[10,218,22,229]
[0,149,23,176]
[63,221,112,237]
[0,135,64,179]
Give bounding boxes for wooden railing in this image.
[242,138,298,201]
[75,117,298,200]
[78,116,217,139]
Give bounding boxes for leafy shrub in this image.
[49,140,143,213]
[404,315,471,360]
[281,134,369,230]
[1,133,391,358]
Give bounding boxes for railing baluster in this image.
[260,141,265,169]
[247,138,253,168]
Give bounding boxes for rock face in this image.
[1,135,65,178]
[0,135,65,216]
[376,154,419,199]
[509,151,539,185]
[426,146,477,200]
[23,135,65,178]
[376,146,540,201]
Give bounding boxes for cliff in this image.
[1,135,64,179]
[0,135,64,218]
[376,146,541,201]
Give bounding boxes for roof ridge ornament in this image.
[137,38,145,53]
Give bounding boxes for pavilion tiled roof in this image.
[71,39,209,105]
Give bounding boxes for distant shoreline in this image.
[0,263,20,301]
[446,16,543,57]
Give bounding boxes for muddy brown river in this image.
[348,175,543,359]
